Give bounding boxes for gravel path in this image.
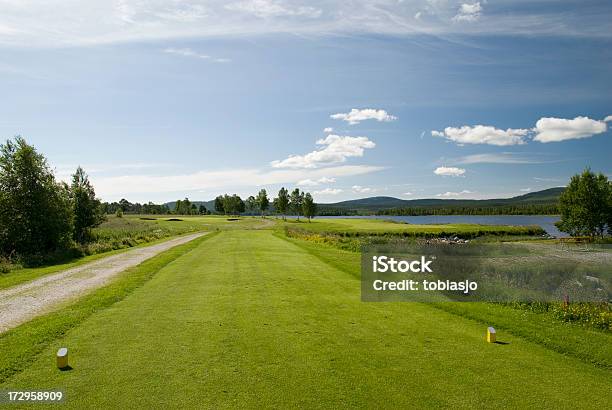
[0,233,206,333]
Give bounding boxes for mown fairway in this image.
[3,230,611,408]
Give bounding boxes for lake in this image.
[318,215,565,237]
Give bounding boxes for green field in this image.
[282,217,544,237]
[0,215,267,289]
[2,229,610,408]
[92,214,268,241]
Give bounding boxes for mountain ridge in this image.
[318,187,564,211]
[164,187,564,213]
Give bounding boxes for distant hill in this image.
[318,187,564,213]
[163,187,564,215]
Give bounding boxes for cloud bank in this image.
[314,187,343,195]
[89,164,383,201]
[0,0,610,47]
[437,190,473,197]
[163,47,230,63]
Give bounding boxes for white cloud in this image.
[318,176,336,184]
[604,115,612,122]
[163,47,230,63]
[296,179,318,186]
[454,153,543,164]
[90,164,383,202]
[296,176,336,186]
[225,0,322,19]
[434,166,466,177]
[352,185,374,194]
[436,190,473,197]
[403,192,413,196]
[164,47,204,57]
[323,127,333,133]
[520,188,531,192]
[314,187,343,195]
[453,2,482,22]
[432,125,529,146]
[533,116,608,143]
[330,109,397,125]
[271,134,375,169]
[0,1,608,47]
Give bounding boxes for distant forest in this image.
[317,204,558,216]
[376,204,559,216]
[104,198,560,217]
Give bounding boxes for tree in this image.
[198,204,208,215]
[276,187,289,220]
[608,182,612,236]
[175,198,193,215]
[556,169,611,238]
[290,188,303,220]
[0,137,73,255]
[256,189,269,217]
[222,194,244,216]
[302,192,317,222]
[119,198,131,212]
[214,195,225,214]
[71,166,104,243]
[246,196,256,214]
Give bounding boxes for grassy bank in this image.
[281,217,545,238]
[0,215,267,280]
[0,233,215,384]
[282,231,612,365]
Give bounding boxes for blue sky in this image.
[0,1,611,203]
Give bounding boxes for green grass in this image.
[283,217,544,237]
[2,230,610,408]
[0,234,199,291]
[0,215,268,289]
[284,232,612,367]
[0,233,216,384]
[1,249,128,291]
[88,214,268,249]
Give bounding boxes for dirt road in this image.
[0,233,206,333]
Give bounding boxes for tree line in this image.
[102,200,170,215]
[376,204,559,216]
[214,187,317,221]
[102,198,212,216]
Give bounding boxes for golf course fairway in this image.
[3,230,611,408]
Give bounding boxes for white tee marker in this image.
[57,347,69,369]
[486,327,496,343]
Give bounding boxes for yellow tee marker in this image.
[486,327,496,343]
[57,348,69,369]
